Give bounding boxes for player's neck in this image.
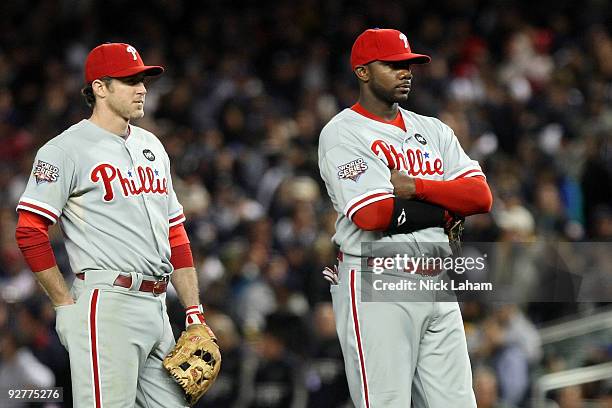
[356,98,399,122]
[89,108,130,138]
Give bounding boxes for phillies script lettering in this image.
[90,163,168,201]
[371,140,443,175]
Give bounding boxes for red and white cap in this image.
[350,28,431,70]
[84,43,164,83]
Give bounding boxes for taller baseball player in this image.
[318,29,493,407]
[14,43,219,407]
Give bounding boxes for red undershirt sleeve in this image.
[352,197,394,231]
[15,210,56,272]
[169,223,194,269]
[414,176,492,216]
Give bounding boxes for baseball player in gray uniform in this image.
[318,29,493,407]
[15,43,216,407]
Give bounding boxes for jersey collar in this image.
[350,102,406,132]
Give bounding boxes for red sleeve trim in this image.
[454,169,484,179]
[169,213,186,227]
[170,243,194,269]
[17,201,59,223]
[345,190,395,220]
[352,197,394,231]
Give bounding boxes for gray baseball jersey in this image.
[17,119,185,277]
[319,107,484,257]
[319,106,480,408]
[18,119,189,407]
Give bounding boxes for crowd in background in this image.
[0,0,611,406]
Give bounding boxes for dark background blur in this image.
[0,0,611,407]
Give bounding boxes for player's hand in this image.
[322,265,339,285]
[53,298,75,308]
[390,170,417,199]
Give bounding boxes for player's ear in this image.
[91,79,109,99]
[354,65,370,82]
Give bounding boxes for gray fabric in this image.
[56,275,187,407]
[318,108,483,257]
[18,119,184,278]
[331,264,476,408]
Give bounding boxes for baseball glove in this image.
[163,324,221,406]
[445,213,465,255]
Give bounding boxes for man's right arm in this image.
[15,210,73,307]
[32,266,74,306]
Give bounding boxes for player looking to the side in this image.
[15,43,219,407]
[318,28,492,407]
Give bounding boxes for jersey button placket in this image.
[126,144,161,253]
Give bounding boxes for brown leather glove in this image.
[163,323,221,406]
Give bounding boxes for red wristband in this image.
[185,304,206,327]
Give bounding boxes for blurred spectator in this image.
[0,247,36,303]
[0,1,611,405]
[473,366,517,408]
[493,304,542,366]
[472,315,529,406]
[305,302,350,407]
[196,313,245,408]
[243,312,306,408]
[0,332,55,408]
[555,385,584,408]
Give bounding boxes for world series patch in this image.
[338,158,368,181]
[33,160,59,184]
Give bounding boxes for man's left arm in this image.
[391,172,492,216]
[168,223,211,326]
[171,266,200,308]
[392,123,492,216]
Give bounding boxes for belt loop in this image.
[128,272,141,291]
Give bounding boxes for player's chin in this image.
[130,109,145,119]
[393,91,410,102]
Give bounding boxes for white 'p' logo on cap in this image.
[126,45,138,61]
[399,33,408,48]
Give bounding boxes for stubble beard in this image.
[370,78,409,105]
[108,97,144,121]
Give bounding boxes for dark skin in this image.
[355,59,419,198]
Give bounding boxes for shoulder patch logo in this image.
[338,158,368,181]
[414,133,427,145]
[33,160,59,184]
[143,149,155,161]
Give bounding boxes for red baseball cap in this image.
[350,29,431,70]
[85,43,164,83]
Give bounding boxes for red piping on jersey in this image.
[351,103,406,132]
[347,192,393,220]
[89,289,102,408]
[453,169,483,179]
[350,269,370,408]
[17,201,58,222]
[169,213,185,225]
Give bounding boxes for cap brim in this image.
[110,65,165,79]
[379,52,431,64]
